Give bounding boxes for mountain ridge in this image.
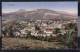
[2,9,77,21]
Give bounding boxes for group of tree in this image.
[2,21,78,48]
[2,21,25,37]
[64,22,77,48]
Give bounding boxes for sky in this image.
[2,2,78,15]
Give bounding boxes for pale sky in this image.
[2,2,78,15]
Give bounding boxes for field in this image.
[2,37,67,50]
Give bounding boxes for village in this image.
[1,2,78,50]
[2,19,77,49]
[2,19,76,40]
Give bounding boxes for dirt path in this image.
[2,37,66,50]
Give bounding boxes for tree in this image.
[65,29,74,48]
[27,31,31,38]
[35,25,40,31]
[2,26,7,37]
[53,28,61,34]
[63,22,77,48]
[64,23,77,30]
[7,24,15,37]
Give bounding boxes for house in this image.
[13,30,21,37]
[20,29,27,35]
[41,23,47,27]
[53,23,62,29]
[44,28,53,36]
[31,31,38,37]
[15,31,21,37]
[20,28,29,38]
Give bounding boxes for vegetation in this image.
[2,37,65,50]
[64,23,77,48]
[27,31,31,38]
[53,28,61,34]
[2,20,77,49]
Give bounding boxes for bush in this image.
[53,28,61,34]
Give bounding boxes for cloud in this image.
[2,9,18,13]
[2,8,37,13]
[54,9,77,15]
[62,9,77,14]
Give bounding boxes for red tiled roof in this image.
[46,28,53,31]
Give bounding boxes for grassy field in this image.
[2,37,67,50]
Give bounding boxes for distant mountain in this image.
[2,9,77,21]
